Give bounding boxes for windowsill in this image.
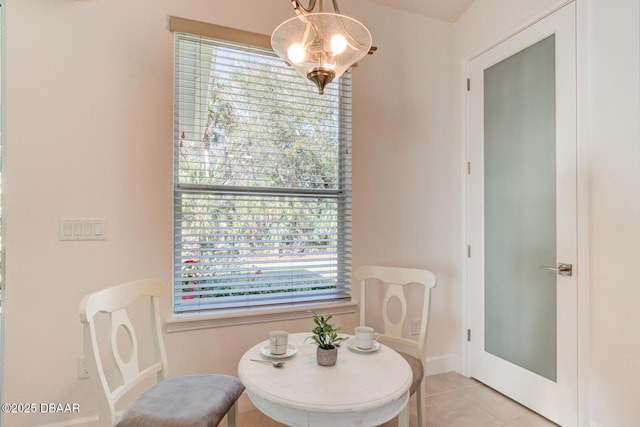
[165,301,358,333]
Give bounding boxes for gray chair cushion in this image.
[397,351,424,396]
[117,374,245,427]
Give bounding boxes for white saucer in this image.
[347,339,381,353]
[260,344,297,359]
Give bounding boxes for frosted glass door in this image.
[468,4,577,425]
[484,35,557,381]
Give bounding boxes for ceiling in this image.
[365,0,476,23]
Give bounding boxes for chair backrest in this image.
[79,279,167,426]
[354,266,437,363]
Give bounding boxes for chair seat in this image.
[117,374,245,427]
[397,351,424,396]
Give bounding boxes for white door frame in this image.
[460,0,591,425]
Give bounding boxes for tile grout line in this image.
[425,382,484,398]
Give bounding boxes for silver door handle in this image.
[539,263,572,276]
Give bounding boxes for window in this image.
[172,20,352,316]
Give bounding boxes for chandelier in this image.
[271,0,373,94]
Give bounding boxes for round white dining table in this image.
[238,332,412,427]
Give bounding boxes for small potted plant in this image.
[306,312,347,366]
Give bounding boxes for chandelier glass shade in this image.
[271,9,372,94]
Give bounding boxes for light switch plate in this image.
[59,219,106,241]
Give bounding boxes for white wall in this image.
[2,0,459,425]
[352,5,461,375]
[455,0,640,425]
[583,1,640,426]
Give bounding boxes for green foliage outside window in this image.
[174,34,351,313]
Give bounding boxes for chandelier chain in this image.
[292,0,341,15]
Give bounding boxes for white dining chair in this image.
[354,266,437,427]
[79,279,244,427]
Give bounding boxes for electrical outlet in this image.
[78,358,90,379]
[411,319,421,335]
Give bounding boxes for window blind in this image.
[173,30,352,315]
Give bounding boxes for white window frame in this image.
[168,18,354,327]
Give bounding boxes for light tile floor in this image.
[235,372,558,427]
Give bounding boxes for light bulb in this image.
[287,43,306,64]
[330,34,348,55]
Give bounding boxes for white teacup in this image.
[355,326,379,350]
[269,330,289,355]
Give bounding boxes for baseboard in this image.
[425,354,462,376]
[37,415,99,427]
